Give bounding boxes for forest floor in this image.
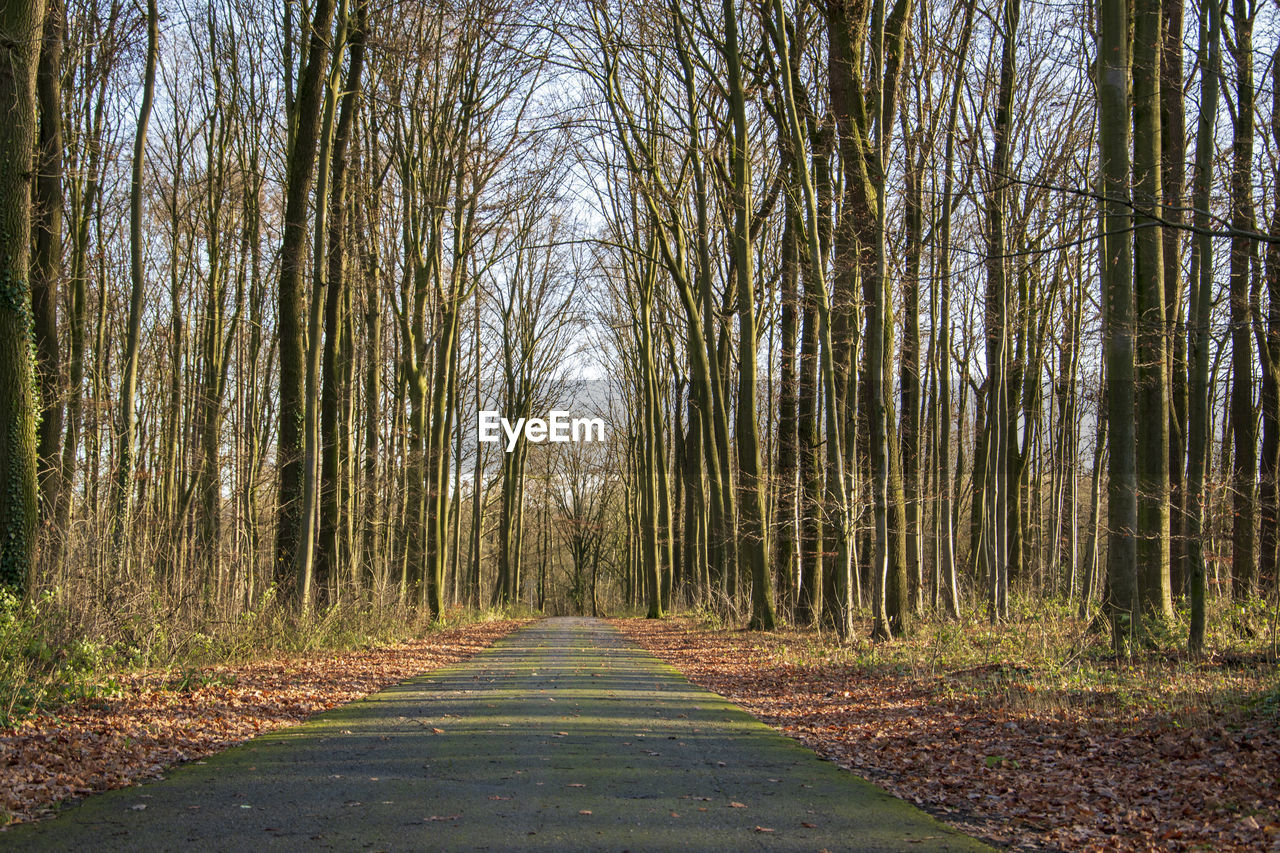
[0,618,526,825]
[616,615,1280,852]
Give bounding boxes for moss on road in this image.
[2,618,988,851]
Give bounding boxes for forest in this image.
[0,0,1279,682]
[3,0,1280,845]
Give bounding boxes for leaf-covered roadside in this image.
[0,619,525,826]
[616,618,1280,852]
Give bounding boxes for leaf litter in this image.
[0,620,523,826]
[616,618,1280,852]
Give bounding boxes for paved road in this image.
[2,618,990,851]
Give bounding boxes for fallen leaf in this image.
[613,617,1280,853]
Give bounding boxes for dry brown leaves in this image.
[0,619,524,825]
[616,618,1280,852]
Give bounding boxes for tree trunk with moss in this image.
[0,0,46,593]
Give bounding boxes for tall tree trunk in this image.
[319,0,366,610]
[355,149,380,598]
[0,0,46,593]
[984,0,1018,623]
[1227,0,1256,602]
[156,115,188,587]
[1162,0,1188,601]
[469,294,484,607]
[1186,0,1220,649]
[933,0,975,619]
[1134,0,1173,620]
[298,0,348,610]
[32,0,63,524]
[1099,0,1138,653]
[275,0,338,606]
[425,142,474,620]
[866,0,893,640]
[825,0,862,635]
[724,0,774,630]
[1260,43,1280,595]
[901,132,923,616]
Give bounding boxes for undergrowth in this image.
[687,592,1280,725]
[0,585,518,729]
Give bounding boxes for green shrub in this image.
[0,583,532,729]
[0,588,128,729]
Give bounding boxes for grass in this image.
[0,585,520,729]
[696,593,1280,726]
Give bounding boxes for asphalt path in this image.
[2,617,990,852]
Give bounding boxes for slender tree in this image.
[32,0,64,523]
[318,0,368,610]
[1226,0,1256,602]
[108,0,157,564]
[1161,0,1187,601]
[983,0,1018,623]
[1260,41,1280,595]
[1186,0,1220,650]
